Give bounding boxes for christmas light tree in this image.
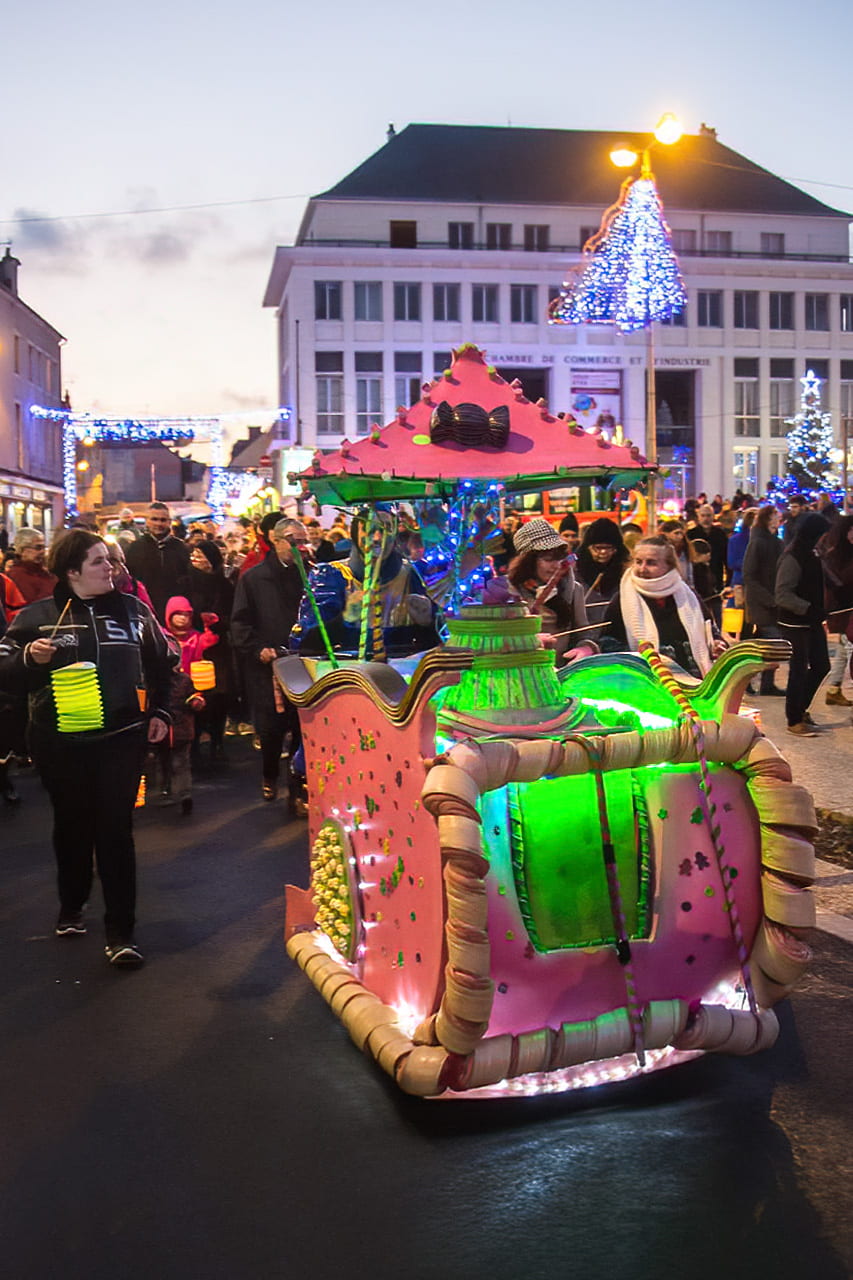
[767,370,841,500]
[549,176,686,332]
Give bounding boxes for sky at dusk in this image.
[7,0,853,453]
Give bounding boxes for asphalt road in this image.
[1,736,851,1280]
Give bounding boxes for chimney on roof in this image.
[248,426,261,441]
[699,123,718,140]
[0,247,20,295]
[387,123,396,141]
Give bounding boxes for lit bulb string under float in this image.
[638,641,757,1015]
[564,733,646,1067]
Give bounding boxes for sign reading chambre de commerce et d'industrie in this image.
[488,351,711,437]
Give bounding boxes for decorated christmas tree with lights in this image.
[768,369,841,500]
[549,175,686,332]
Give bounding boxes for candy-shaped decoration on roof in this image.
[429,401,510,449]
[549,175,686,333]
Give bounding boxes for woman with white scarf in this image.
[603,536,726,678]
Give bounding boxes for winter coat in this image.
[231,551,305,732]
[742,526,782,627]
[163,595,219,677]
[775,552,826,628]
[0,584,175,741]
[125,532,191,622]
[186,565,235,693]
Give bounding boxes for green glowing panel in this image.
[508,772,650,951]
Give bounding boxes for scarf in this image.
[619,567,711,675]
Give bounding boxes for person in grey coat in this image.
[742,505,784,696]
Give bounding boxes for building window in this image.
[448,222,474,250]
[671,229,697,254]
[733,449,759,492]
[734,357,760,437]
[13,334,20,374]
[733,291,759,330]
[761,232,785,256]
[841,361,853,458]
[354,282,382,322]
[659,305,687,327]
[355,352,383,435]
[840,296,853,332]
[697,291,723,327]
[486,223,511,250]
[314,281,342,321]
[769,292,794,330]
[510,284,538,323]
[433,352,452,374]
[472,284,499,323]
[705,230,732,256]
[769,359,795,438]
[579,226,598,250]
[315,352,343,435]
[394,352,422,409]
[547,284,562,305]
[524,224,550,252]
[433,283,460,323]
[393,283,421,322]
[389,220,417,248]
[805,293,829,331]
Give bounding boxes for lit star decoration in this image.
[766,370,841,502]
[549,176,686,332]
[32,405,290,518]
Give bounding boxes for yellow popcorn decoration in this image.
[310,820,357,963]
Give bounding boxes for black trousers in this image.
[784,624,830,727]
[754,623,783,693]
[32,727,147,942]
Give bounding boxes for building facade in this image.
[264,124,853,500]
[0,250,65,537]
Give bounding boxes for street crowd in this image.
[0,487,850,970]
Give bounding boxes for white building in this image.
[0,250,65,536]
[264,124,853,499]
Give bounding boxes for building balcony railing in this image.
[297,239,852,265]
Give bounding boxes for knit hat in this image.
[512,518,565,555]
[190,539,223,571]
[582,517,625,550]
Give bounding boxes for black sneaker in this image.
[56,911,86,936]
[105,942,144,969]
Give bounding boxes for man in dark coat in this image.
[686,504,729,625]
[125,502,191,623]
[231,518,307,804]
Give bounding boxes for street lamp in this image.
[610,115,684,531]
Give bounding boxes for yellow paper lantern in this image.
[190,660,216,691]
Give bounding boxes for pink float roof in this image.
[294,344,651,505]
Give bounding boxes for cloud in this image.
[9,209,91,270]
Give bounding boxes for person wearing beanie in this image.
[575,517,630,640]
[116,507,141,552]
[507,518,598,665]
[775,513,831,735]
[186,540,235,759]
[558,512,580,552]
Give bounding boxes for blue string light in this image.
[549,177,686,332]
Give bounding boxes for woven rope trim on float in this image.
[286,711,815,1097]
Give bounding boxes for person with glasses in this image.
[125,501,191,623]
[6,528,56,604]
[231,518,308,807]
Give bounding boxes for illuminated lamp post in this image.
[550,114,686,530]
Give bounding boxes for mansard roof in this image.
[315,124,848,219]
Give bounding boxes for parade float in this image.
[278,345,816,1099]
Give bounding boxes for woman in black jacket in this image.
[0,530,174,966]
[742,505,784,696]
[775,513,830,735]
